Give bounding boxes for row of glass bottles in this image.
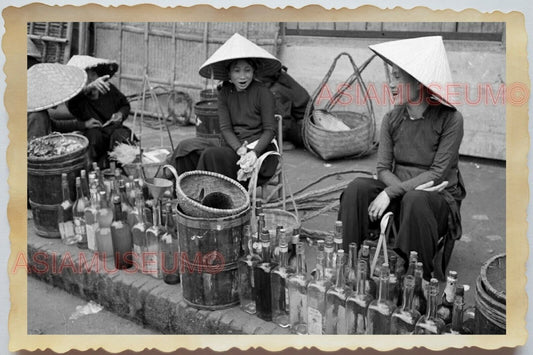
[56,163,180,284]
[238,216,471,335]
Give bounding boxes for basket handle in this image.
[370,212,396,276]
[248,151,299,236]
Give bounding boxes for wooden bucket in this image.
[175,207,249,310]
[194,100,220,139]
[475,253,506,334]
[28,134,89,238]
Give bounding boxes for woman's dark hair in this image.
[226,58,257,73]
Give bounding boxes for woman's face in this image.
[389,64,423,105]
[229,59,254,91]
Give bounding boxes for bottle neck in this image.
[152,201,162,226]
[62,180,70,202]
[295,251,305,275]
[335,260,345,289]
[402,283,415,311]
[426,288,438,318]
[113,202,123,222]
[356,265,367,295]
[451,297,465,332]
[378,274,389,303]
[443,277,457,304]
[261,241,271,263]
[315,256,325,281]
[279,245,288,268]
[76,182,84,200]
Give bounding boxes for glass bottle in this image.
[93,165,106,195]
[367,263,395,334]
[325,249,350,334]
[412,262,427,316]
[161,202,180,284]
[445,285,469,334]
[73,177,89,249]
[345,242,358,291]
[288,241,310,334]
[131,190,148,272]
[414,278,446,334]
[254,213,266,255]
[271,233,294,328]
[324,234,336,283]
[346,260,375,334]
[238,225,262,315]
[388,255,400,306]
[405,251,418,278]
[390,275,421,334]
[288,228,299,270]
[359,244,377,299]
[437,270,458,325]
[95,190,114,261]
[144,200,164,278]
[333,220,343,258]
[462,306,476,335]
[80,169,89,200]
[254,229,276,321]
[110,195,133,269]
[84,172,99,251]
[119,179,134,220]
[310,239,325,280]
[271,225,283,263]
[58,172,76,245]
[307,247,332,334]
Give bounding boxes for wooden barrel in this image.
[175,207,249,310]
[194,100,220,139]
[475,253,506,334]
[28,134,89,238]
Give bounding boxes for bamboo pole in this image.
[118,22,123,89]
[42,22,49,62]
[202,22,209,90]
[171,22,177,90]
[63,22,74,63]
[27,34,68,43]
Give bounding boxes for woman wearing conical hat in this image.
[172,33,280,185]
[338,37,466,281]
[66,55,132,168]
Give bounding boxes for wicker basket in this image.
[303,52,377,160]
[262,208,300,237]
[176,170,250,218]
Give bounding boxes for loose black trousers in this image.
[338,177,450,280]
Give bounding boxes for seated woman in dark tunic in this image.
[338,36,466,282]
[66,55,132,168]
[172,33,280,186]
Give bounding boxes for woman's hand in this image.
[87,74,111,94]
[102,112,123,127]
[368,191,391,222]
[84,118,102,129]
[236,141,248,156]
[415,180,449,192]
[237,151,257,171]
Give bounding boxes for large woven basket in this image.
[262,208,300,237]
[303,52,377,161]
[176,170,250,218]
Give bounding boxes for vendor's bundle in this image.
[111,143,170,180]
[303,52,377,160]
[176,170,250,218]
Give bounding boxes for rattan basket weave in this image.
[176,170,250,218]
[303,52,377,160]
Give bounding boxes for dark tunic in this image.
[339,103,466,280]
[172,80,278,185]
[67,84,132,167]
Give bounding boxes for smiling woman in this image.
[169,33,281,187]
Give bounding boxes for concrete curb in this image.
[26,219,290,335]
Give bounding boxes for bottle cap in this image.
[456,285,465,297]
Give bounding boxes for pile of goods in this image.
[28,133,85,159]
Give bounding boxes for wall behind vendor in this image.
[86,22,505,161]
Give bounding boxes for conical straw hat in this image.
[27,38,41,59]
[67,55,119,77]
[199,33,281,81]
[27,63,87,112]
[369,36,454,107]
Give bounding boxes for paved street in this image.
[27,276,158,335]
